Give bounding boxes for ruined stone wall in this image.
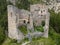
[30,4,48,26]
[8,4,50,40]
[17,9,31,26]
[30,4,50,38]
[7,5,24,41]
[7,5,19,39]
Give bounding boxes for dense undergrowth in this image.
[18,25,27,35]
[2,27,60,45]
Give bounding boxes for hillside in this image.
[0,0,60,45]
[2,27,60,45]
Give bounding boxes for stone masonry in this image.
[7,5,25,42]
[7,4,50,41]
[30,4,50,38]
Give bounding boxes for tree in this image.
[49,9,60,33]
[16,0,30,10]
[0,0,7,44]
[0,26,5,44]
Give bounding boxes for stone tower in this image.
[7,5,19,39]
[7,5,24,41]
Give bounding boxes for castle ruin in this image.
[7,3,50,42]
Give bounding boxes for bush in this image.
[34,26,44,32]
[49,9,60,33]
[49,27,60,45]
[2,38,21,45]
[0,26,5,44]
[18,25,27,35]
[26,38,56,45]
[16,0,30,10]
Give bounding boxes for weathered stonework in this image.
[7,5,25,42]
[30,4,50,38]
[8,4,50,41]
[7,5,34,41]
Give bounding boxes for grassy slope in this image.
[26,27,60,45]
[2,27,60,45]
[1,1,60,45]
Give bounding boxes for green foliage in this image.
[49,27,60,45]
[18,25,27,35]
[29,0,43,4]
[16,0,44,10]
[18,25,44,36]
[0,0,7,14]
[0,0,60,45]
[7,1,13,5]
[0,0,7,45]
[49,9,60,33]
[2,38,21,45]
[0,12,8,30]
[0,26,5,44]
[34,26,44,32]
[16,0,30,10]
[26,27,60,45]
[26,38,56,45]
[0,0,7,30]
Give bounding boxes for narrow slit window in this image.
[41,11,42,13]
[11,12,12,17]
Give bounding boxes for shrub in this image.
[0,26,5,44]
[49,27,60,45]
[26,38,56,45]
[2,38,21,45]
[18,25,27,35]
[34,26,44,32]
[49,9,60,33]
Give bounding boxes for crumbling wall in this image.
[8,4,50,41]
[7,5,18,39]
[30,4,50,38]
[7,5,24,42]
[30,4,48,26]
